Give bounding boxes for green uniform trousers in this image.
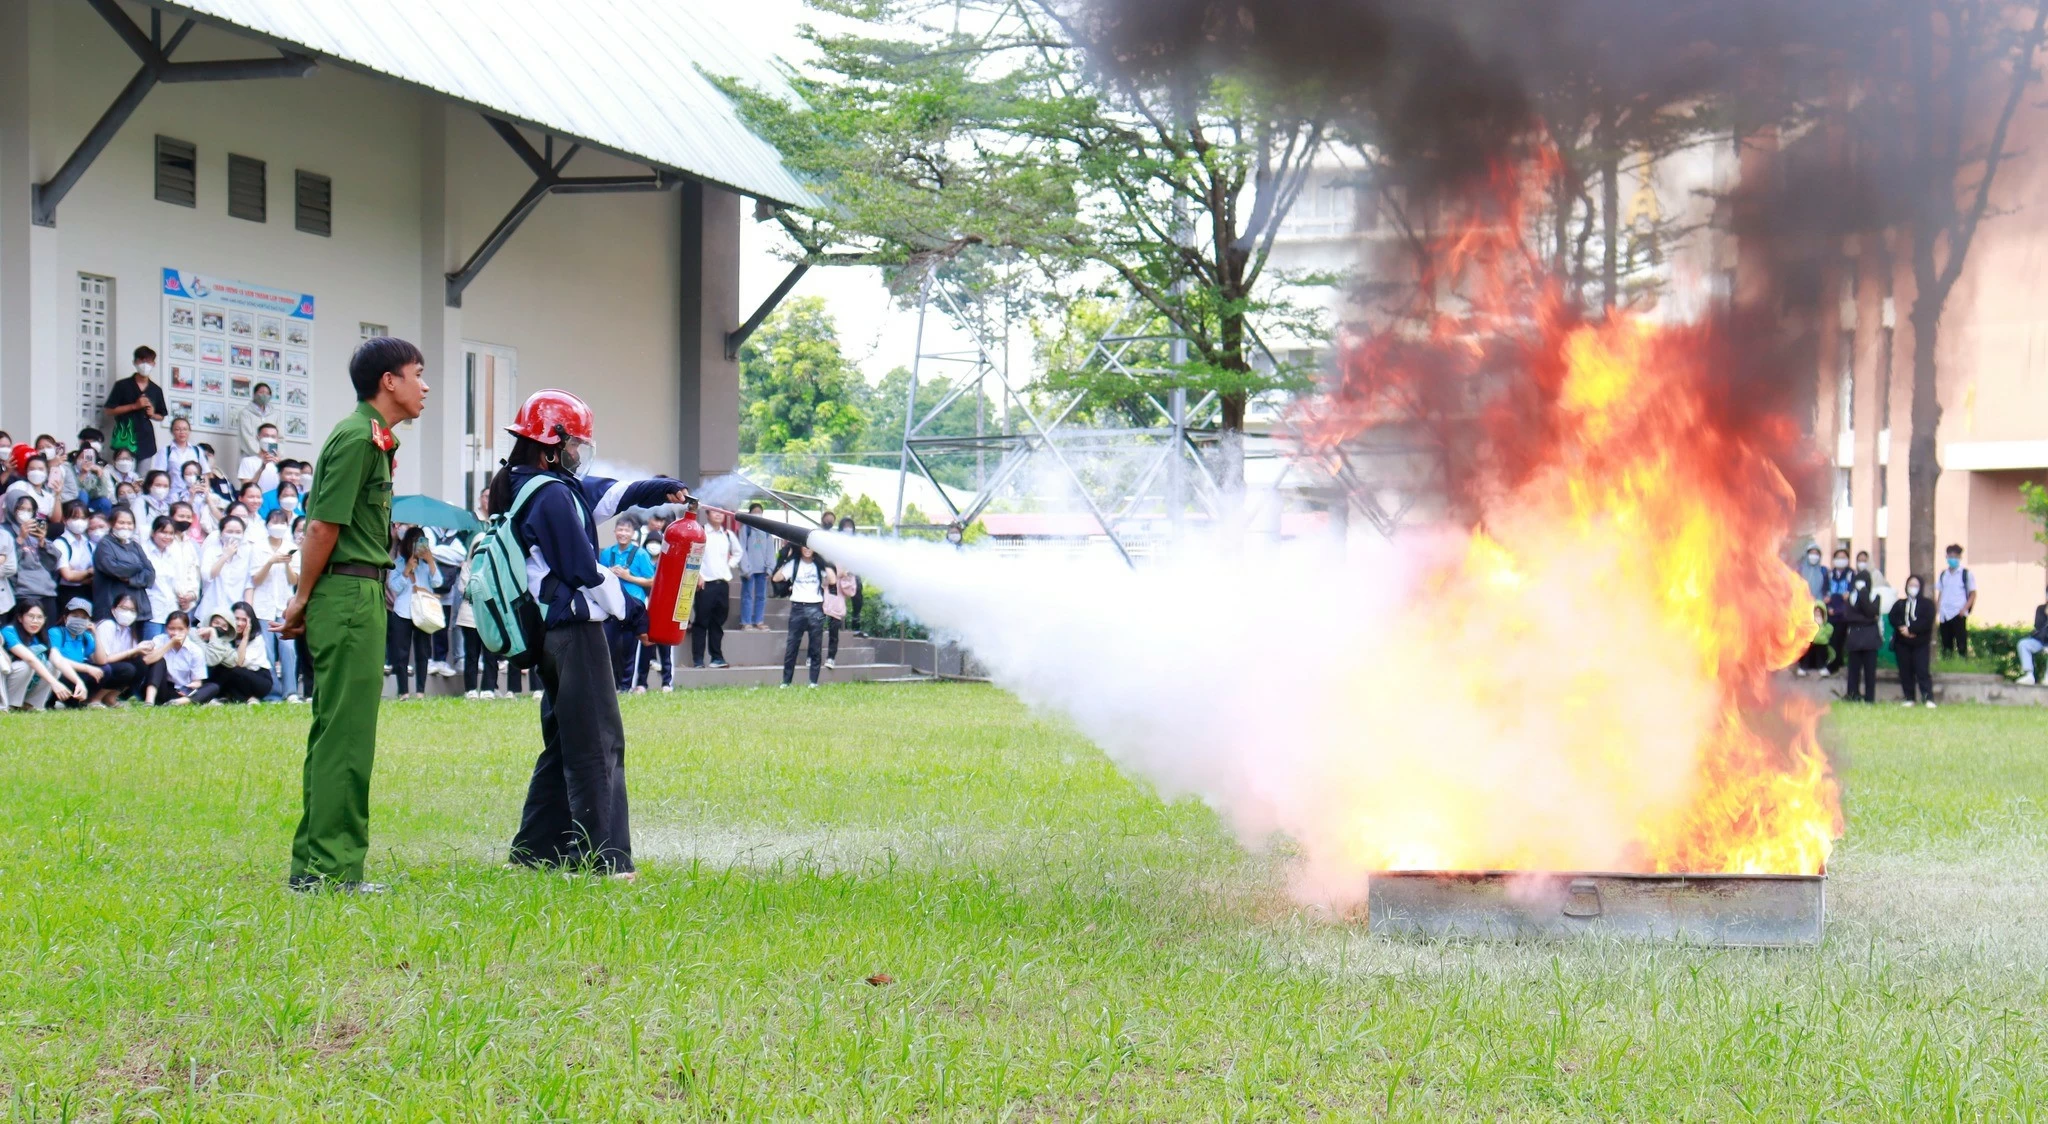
[290,575,387,881]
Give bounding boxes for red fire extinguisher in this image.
[644,504,707,646]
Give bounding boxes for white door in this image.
[461,342,517,510]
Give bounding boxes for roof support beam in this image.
[724,262,809,360]
[445,116,681,307]
[33,0,316,226]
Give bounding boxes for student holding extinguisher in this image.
[487,389,686,880]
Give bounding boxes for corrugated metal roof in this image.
[154,0,815,207]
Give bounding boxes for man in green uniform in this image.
[278,337,430,893]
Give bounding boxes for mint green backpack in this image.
[465,475,580,669]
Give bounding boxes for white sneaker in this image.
[1925,701,1938,709]
[1817,669,1831,678]
[632,685,647,695]
[1794,668,1807,678]
[2018,674,2038,687]
[807,682,818,689]
[825,658,836,669]
[662,684,674,693]
[1901,700,1915,707]
[465,689,479,699]
[284,694,301,703]
[532,689,544,699]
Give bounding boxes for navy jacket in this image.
[506,466,684,628]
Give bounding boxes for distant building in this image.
[0,0,811,505]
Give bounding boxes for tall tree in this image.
[724,0,1329,483]
[739,296,870,494]
[1875,0,2048,578]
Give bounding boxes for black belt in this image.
[325,563,386,580]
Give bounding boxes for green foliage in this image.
[2020,481,2048,559]
[739,296,868,460]
[855,366,993,490]
[721,1,1332,435]
[832,491,887,530]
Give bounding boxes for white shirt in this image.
[199,532,256,623]
[786,557,826,604]
[53,530,95,581]
[144,536,201,623]
[154,442,204,480]
[3,480,57,520]
[249,531,296,618]
[698,527,742,583]
[94,619,142,662]
[235,454,280,491]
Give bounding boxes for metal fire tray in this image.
[1366,870,1825,947]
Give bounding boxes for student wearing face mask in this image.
[237,422,284,491]
[268,480,302,522]
[1821,549,1855,677]
[199,515,255,625]
[1888,575,1937,707]
[1839,569,1883,703]
[93,593,158,706]
[387,526,440,700]
[172,457,205,507]
[105,347,168,463]
[144,517,199,638]
[109,449,139,489]
[4,451,59,520]
[90,507,154,621]
[238,381,279,465]
[51,500,97,611]
[139,470,174,523]
[1935,543,1976,658]
[262,461,305,517]
[168,500,204,546]
[7,496,58,619]
[48,598,110,707]
[249,510,298,700]
[3,601,81,709]
[143,611,208,705]
[61,446,116,515]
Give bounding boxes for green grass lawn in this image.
[3,686,2047,1121]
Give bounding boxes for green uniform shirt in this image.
[307,401,398,569]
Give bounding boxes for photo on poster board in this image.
[285,413,309,439]
[162,269,315,437]
[170,398,195,420]
[283,384,309,408]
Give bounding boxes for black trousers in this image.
[387,611,431,695]
[512,621,633,873]
[93,659,143,696]
[606,617,640,690]
[1845,649,1878,702]
[1896,643,1934,702]
[1939,615,1969,657]
[461,625,522,693]
[783,602,826,684]
[1798,643,1829,671]
[691,579,729,665]
[209,664,273,702]
[1827,620,1848,673]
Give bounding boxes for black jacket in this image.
[1842,582,1883,652]
[1887,594,1936,650]
[2032,604,2048,645]
[91,535,155,620]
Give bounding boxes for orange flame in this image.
[1297,154,1842,876]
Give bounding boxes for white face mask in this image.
[27,469,47,486]
[222,532,242,546]
[137,363,154,376]
[113,608,136,626]
[1905,583,1921,597]
[280,497,299,511]
[65,518,88,536]
[114,527,134,543]
[114,459,134,475]
[269,523,288,540]
[150,486,169,500]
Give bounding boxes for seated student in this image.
[3,601,83,710]
[201,601,275,703]
[2017,583,2048,687]
[143,610,212,705]
[93,593,157,706]
[48,597,123,707]
[1795,603,1832,677]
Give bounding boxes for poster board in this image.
[161,269,315,446]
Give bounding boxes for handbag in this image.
[411,590,447,634]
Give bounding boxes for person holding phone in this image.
[237,422,283,491]
[251,508,297,699]
[237,381,278,465]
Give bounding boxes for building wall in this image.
[0,0,737,504]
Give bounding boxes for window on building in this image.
[154,136,197,208]
[295,171,332,237]
[76,274,112,433]
[1834,466,1853,528]
[227,154,266,222]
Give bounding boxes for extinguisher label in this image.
[673,542,706,625]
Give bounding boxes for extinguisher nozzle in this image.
[730,510,814,548]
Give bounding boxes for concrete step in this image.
[653,661,919,689]
[692,629,876,666]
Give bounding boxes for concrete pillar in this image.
[0,0,63,437]
[414,103,463,500]
[677,180,740,485]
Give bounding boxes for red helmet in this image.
[9,444,31,476]
[506,389,594,445]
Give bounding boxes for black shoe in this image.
[288,875,388,895]
[287,874,324,893]
[691,661,706,669]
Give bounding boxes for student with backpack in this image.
[478,390,685,881]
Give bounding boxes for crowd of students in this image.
[1791,541,1987,707]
